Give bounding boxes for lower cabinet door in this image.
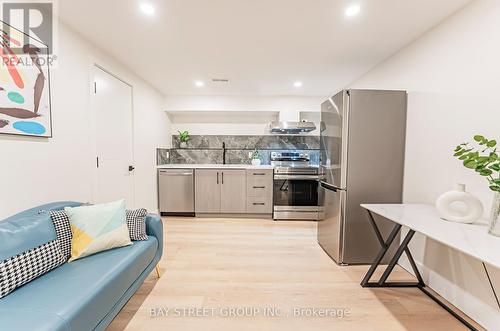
[195,170,221,213]
[220,170,247,213]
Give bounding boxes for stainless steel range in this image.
[271,152,319,220]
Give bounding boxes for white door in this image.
[92,65,135,207]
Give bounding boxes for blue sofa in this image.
[0,201,163,331]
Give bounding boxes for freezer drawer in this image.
[317,182,345,264]
[158,169,195,215]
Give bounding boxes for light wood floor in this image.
[108,217,481,331]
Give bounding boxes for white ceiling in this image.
[59,0,471,96]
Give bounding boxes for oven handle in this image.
[274,175,319,180]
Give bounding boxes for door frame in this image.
[89,63,136,206]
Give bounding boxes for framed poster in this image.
[0,21,52,137]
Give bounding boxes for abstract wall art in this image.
[0,21,52,137]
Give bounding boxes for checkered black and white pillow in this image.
[0,240,65,298]
[49,211,72,260]
[126,209,148,241]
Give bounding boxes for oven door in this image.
[273,174,319,219]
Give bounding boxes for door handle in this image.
[320,181,338,192]
[253,186,266,189]
[221,172,224,184]
[217,172,219,184]
[129,165,135,172]
[253,203,265,206]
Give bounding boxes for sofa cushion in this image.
[49,210,73,260]
[0,240,65,298]
[126,208,148,241]
[0,238,158,331]
[65,200,132,262]
[0,213,57,261]
[0,213,66,298]
[50,209,149,254]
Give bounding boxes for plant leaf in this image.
[480,169,493,176]
[464,160,478,169]
[474,135,485,142]
[487,140,497,148]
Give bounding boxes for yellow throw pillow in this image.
[65,199,132,262]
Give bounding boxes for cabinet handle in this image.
[253,203,265,206]
[253,173,266,176]
[253,186,265,189]
[222,172,224,184]
[217,172,219,184]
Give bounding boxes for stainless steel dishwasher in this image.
[158,168,195,216]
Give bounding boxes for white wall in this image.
[0,23,170,219]
[165,95,324,136]
[350,0,500,328]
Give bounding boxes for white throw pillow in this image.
[65,199,132,262]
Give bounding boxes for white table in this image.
[360,204,500,331]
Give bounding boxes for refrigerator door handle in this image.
[320,181,339,192]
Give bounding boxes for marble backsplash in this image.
[157,135,320,165]
[171,135,319,150]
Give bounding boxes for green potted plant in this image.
[453,135,500,235]
[249,149,261,166]
[178,131,189,148]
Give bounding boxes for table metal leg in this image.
[360,210,479,330]
[360,222,402,287]
[378,229,416,285]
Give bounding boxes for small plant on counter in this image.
[453,135,499,192]
[250,149,259,160]
[178,131,190,148]
[249,149,261,166]
[178,131,190,143]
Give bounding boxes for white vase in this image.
[180,141,187,148]
[488,192,500,236]
[251,159,261,166]
[436,184,483,224]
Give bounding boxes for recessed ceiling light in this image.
[140,3,155,16]
[195,81,204,87]
[294,81,303,88]
[345,4,361,17]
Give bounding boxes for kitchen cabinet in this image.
[195,170,221,213]
[220,170,247,213]
[246,169,273,213]
[195,169,247,214]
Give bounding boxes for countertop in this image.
[157,164,275,170]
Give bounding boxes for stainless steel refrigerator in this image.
[318,89,407,265]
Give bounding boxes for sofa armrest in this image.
[146,213,163,258]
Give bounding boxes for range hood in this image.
[269,121,316,134]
